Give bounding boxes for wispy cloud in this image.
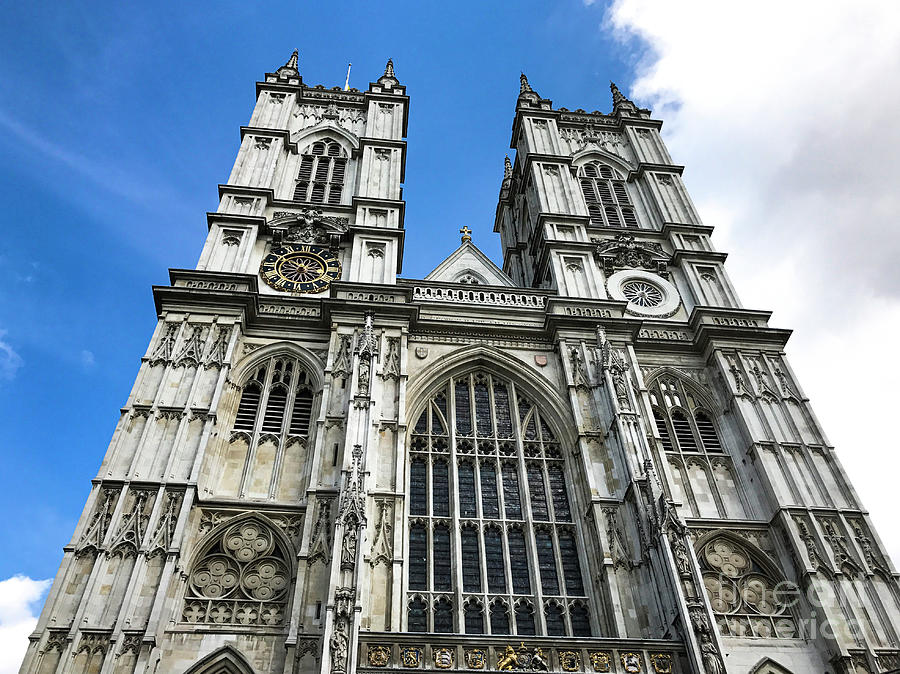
[0,575,50,674]
[0,108,173,209]
[0,330,23,381]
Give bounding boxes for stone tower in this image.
[20,54,900,674]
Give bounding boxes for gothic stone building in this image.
[20,52,900,674]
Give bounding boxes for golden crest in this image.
[465,649,486,670]
[497,645,518,671]
[588,651,612,672]
[401,647,422,668]
[649,654,673,673]
[433,647,454,669]
[559,650,580,672]
[620,652,643,673]
[367,645,391,668]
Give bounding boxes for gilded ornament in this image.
[401,647,422,668]
[620,652,642,673]
[559,650,580,672]
[259,243,342,294]
[649,653,672,673]
[433,647,454,669]
[588,651,612,672]
[497,645,518,671]
[465,649,486,669]
[368,645,391,668]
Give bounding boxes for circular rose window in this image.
[607,269,681,317]
[621,280,664,308]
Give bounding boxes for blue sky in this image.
[0,2,634,583]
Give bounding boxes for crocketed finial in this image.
[384,58,395,78]
[276,49,300,78]
[610,81,625,105]
[610,80,637,113]
[520,72,532,94]
[504,155,512,179]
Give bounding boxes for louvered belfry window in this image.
[649,377,724,456]
[292,139,347,205]
[578,162,637,228]
[233,358,314,438]
[649,375,747,519]
[406,371,592,636]
[230,356,315,495]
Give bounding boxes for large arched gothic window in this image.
[407,371,592,636]
[181,518,292,627]
[698,535,797,639]
[649,375,746,519]
[219,355,315,499]
[578,162,637,228]
[293,138,347,205]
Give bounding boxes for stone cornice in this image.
[671,249,729,265]
[240,126,297,153]
[689,306,793,351]
[661,222,715,237]
[206,211,265,231]
[510,105,664,149]
[628,162,685,182]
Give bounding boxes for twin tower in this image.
[20,51,900,674]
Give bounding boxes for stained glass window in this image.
[465,601,484,634]
[458,462,477,518]
[406,371,592,635]
[461,527,482,592]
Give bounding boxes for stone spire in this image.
[377,58,400,88]
[520,72,532,94]
[610,81,638,114]
[517,72,541,107]
[276,49,300,79]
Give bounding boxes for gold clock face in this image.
[259,243,341,293]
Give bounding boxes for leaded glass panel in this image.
[458,461,477,517]
[406,371,591,635]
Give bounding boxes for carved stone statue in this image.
[699,641,725,674]
[329,621,349,674]
[341,526,358,570]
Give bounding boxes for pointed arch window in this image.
[233,358,314,439]
[181,518,292,626]
[578,162,638,228]
[293,138,348,204]
[226,355,316,499]
[649,377,724,456]
[407,371,593,636]
[649,375,746,519]
[698,535,798,639]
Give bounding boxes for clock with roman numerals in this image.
[259,243,342,293]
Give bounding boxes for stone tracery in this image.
[698,535,797,639]
[182,518,291,627]
[407,369,591,636]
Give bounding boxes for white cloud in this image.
[607,0,900,563]
[0,575,50,674]
[0,330,24,380]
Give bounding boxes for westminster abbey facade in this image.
[19,52,900,674]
